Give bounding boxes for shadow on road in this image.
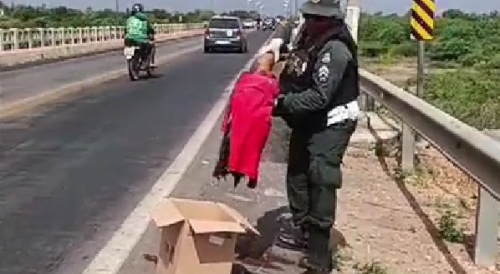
[236,206,288,259]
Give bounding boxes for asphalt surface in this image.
[0,31,270,274]
[0,36,201,105]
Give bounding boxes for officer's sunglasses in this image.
[303,14,329,22]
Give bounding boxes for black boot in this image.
[275,218,308,251]
[298,226,335,273]
[298,256,335,274]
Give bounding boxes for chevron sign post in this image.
[410,0,436,40]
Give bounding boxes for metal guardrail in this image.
[0,23,205,52]
[359,68,500,267]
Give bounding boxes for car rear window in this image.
[209,19,240,29]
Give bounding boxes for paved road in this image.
[0,31,270,274]
[0,36,202,105]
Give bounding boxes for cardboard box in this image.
[152,198,259,274]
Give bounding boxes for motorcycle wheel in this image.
[145,64,153,78]
[128,55,140,81]
[144,54,154,78]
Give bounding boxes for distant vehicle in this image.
[261,17,276,31]
[242,19,255,29]
[204,16,248,53]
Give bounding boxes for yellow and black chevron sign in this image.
[410,0,435,40]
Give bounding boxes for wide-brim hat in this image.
[300,0,344,18]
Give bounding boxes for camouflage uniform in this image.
[270,0,361,273]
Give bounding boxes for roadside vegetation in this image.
[0,2,257,28]
[359,10,500,129]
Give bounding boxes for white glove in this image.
[258,38,284,62]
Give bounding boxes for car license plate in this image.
[215,40,230,45]
[123,47,136,57]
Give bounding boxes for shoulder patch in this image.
[317,65,329,83]
[321,52,331,63]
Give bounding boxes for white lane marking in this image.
[80,34,274,274]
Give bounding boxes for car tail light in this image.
[236,30,242,36]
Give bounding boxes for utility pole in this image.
[294,0,299,18]
[416,41,425,98]
[283,0,289,18]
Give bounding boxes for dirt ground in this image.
[361,58,418,88]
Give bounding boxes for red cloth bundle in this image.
[213,71,280,188]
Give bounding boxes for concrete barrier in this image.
[0,23,205,66]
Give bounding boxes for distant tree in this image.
[442,9,466,19]
[0,5,251,28]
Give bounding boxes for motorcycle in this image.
[123,43,154,81]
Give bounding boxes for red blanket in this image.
[213,71,279,188]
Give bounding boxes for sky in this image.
[9,0,499,15]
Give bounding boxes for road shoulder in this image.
[117,109,492,274]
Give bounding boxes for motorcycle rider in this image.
[124,3,156,67]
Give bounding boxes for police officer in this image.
[262,0,360,273]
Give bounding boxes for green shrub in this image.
[424,70,500,129]
[360,41,390,57]
[388,41,417,57]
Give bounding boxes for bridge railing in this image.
[0,23,205,52]
[360,69,500,268]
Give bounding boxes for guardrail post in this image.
[38,28,44,47]
[474,187,499,267]
[364,96,375,111]
[401,122,415,172]
[401,87,416,172]
[0,29,4,51]
[26,28,33,49]
[49,28,55,46]
[11,28,18,50]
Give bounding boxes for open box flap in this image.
[217,202,260,235]
[152,199,185,228]
[189,219,246,234]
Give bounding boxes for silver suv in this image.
[204,16,248,53]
